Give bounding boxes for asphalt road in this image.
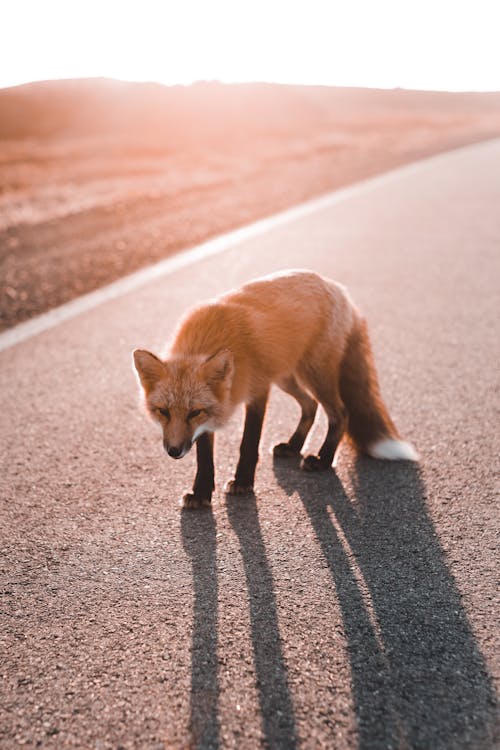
[1,140,499,749]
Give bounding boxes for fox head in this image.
[133,348,234,458]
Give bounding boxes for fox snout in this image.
[163,439,191,459]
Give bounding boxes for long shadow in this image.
[273,456,498,750]
[227,494,298,749]
[181,509,219,750]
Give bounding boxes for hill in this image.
[2,77,500,144]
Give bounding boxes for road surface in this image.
[1,140,499,749]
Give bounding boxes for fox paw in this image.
[181,493,212,509]
[300,455,331,472]
[225,480,254,496]
[273,442,301,458]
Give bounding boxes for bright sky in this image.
[1,0,500,92]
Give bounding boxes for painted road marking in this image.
[1,138,497,353]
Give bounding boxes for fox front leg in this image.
[182,432,215,509]
[226,392,269,495]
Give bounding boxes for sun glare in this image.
[1,0,500,91]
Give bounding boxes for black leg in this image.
[183,432,215,509]
[301,407,347,472]
[226,393,268,494]
[273,375,318,458]
[273,402,317,456]
[273,375,317,458]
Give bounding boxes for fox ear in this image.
[201,348,234,386]
[133,349,166,391]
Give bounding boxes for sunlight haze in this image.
[1,0,500,91]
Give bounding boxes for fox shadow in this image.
[226,492,298,749]
[273,455,497,750]
[181,509,220,750]
[181,494,298,750]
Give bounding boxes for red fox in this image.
[133,270,417,508]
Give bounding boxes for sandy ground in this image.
[1,79,500,331]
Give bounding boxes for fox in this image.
[133,269,418,509]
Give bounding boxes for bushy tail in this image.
[339,317,418,461]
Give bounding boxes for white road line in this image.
[1,138,497,353]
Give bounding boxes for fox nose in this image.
[167,445,183,459]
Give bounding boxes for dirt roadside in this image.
[1,79,500,331]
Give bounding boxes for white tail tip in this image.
[368,438,419,462]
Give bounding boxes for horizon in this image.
[2,0,500,94]
[2,75,500,97]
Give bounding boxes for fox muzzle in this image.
[163,440,191,459]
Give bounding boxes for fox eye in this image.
[187,408,203,420]
[158,407,170,419]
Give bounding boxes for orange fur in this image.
[133,269,416,506]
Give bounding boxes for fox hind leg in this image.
[299,367,347,472]
[273,375,318,457]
